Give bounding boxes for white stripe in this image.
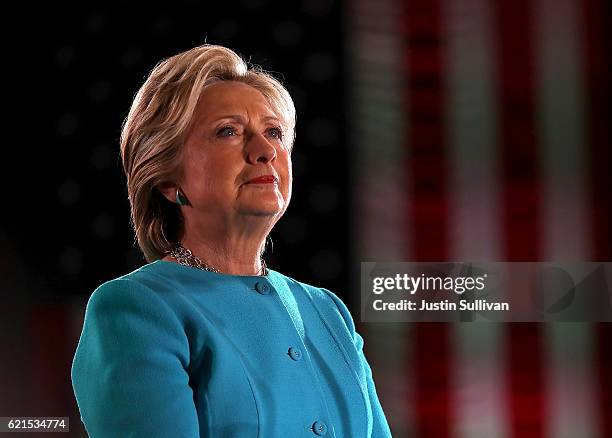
[347,0,413,435]
[545,323,598,438]
[536,0,591,260]
[452,324,507,438]
[444,1,507,437]
[535,0,598,436]
[348,3,410,262]
[445,0,501,263]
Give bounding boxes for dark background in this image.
[2,2,348,436]
[3,0,349,299]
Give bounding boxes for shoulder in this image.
[76,269,189,363]
[271,270,357,336]
[83,268,180,328]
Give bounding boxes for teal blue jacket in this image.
[71,260,392,437]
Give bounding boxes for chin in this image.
[239,209,282,218]
[238,201,284,217]
[238,192,285,215]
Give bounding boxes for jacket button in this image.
[288,347,302,361]
[254,281,270,294]
[312,420,327,436]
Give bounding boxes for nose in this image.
[245,132,277,164]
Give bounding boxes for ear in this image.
[157,181,178,204]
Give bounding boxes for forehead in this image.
[194,81,278,121]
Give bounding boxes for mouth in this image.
[245,175,278,185]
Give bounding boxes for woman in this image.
[71,44,392,437]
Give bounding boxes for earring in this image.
[176,188,187,206]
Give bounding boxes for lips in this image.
[246,175,277,184]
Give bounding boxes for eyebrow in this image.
[213,115,281,124]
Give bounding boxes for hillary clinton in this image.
[71,44,392,437]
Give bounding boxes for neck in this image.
[177,214,273,276]
[178,238,266,276]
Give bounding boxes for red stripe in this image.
[505,323,547,437]
[27,304,74,415]
[494,1,547,436]
[414,324,451,437]
[596,324,612,436]
[495,0,541,262]
[0,303,32,416]
[583,1,612,435]
[404,2,452,437]
[583,0,612,262]
[404,1,449,262]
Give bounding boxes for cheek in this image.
[278,149,292,174]
[278,154,292,192]
[185,150,239,190]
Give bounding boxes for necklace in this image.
[166,243,268,276]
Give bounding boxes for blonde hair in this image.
[120,44,296,262]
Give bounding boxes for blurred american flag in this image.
[348,0,611,437]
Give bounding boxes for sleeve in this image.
[321,288,393,438]
[71,278,200,438]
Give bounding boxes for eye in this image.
[217,126,238,137]
[266,126,284,141]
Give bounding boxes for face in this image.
[173,81,292,229]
